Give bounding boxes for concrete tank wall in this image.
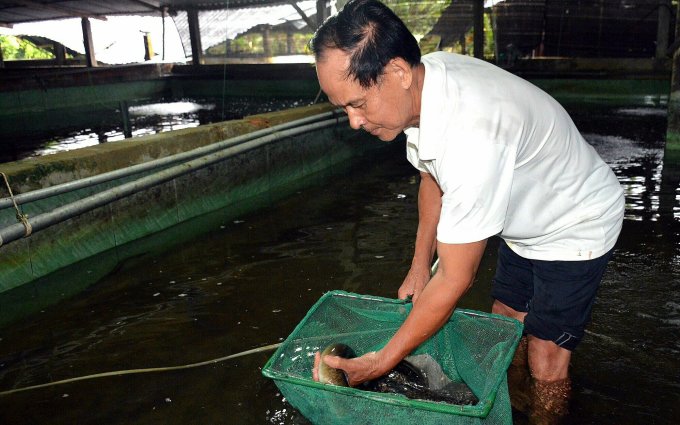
[0,103,382,296]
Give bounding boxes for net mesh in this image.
[263,291,523,425]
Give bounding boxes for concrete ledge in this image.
[0,103,336,192]
[507,57,672,80]
[0,103,379,295]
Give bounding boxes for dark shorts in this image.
[491,240,614,351]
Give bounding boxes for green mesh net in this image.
[262,291,523,425]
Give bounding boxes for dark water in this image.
[0,97,312,163]
[0,103,678,424]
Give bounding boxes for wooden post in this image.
[143,33,153,61]
[161,7,167,61]
[119,101,132,139]
[81,17,98,67]
[287,31,294,54]
[54,41,65,65]
[187,8,202,65]
[473,0,484,59]
[656,0,671,59]
[263,26,272,57]
[316,0,328,28]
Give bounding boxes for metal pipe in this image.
[0,109,343,210]
[0,116,348,247]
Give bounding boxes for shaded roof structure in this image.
[173,1,317,53]
[0,0,675,61]
[0,0,326,65]
[0,0,306,26]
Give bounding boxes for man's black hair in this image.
[310,0,421,88]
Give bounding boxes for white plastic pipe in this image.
[0,109,344,210]
[0,116,348,247]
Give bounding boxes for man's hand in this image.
[313,350,387,387]
[397,265,430,303]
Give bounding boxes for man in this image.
[310,0,624,418]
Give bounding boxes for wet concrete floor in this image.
[0,102,678,424]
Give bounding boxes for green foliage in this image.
[202,0,496,60]
[385,0,450,37]
[0,35,54,60]
[206,30,314,57]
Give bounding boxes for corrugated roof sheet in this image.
[0,0,304,25]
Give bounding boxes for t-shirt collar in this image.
[405,54,455,161]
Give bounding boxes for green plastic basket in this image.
[262,290,523,425]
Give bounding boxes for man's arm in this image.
[398,172,442,302]
[319,239,487,385]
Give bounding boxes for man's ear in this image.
[389,57,413,89]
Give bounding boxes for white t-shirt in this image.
[405,52,624,261]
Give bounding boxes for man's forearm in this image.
[379,239,487,373]
[411,172,442,271]
[380,272,463,368]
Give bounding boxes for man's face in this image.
[316,48,414,142]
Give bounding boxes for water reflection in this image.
[1,97,313,162]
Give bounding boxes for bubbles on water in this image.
[128,101,216,116]
[266,407,288,424]
[583,132,665,221]
[615,107,667,117]
[665,301,680,313]
[583,133,659,165]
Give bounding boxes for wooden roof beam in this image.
[289,1,316,30]
[126,0,164,13]
[12,0,108,21]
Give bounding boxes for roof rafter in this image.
[288,1,315,29]
[11,0,108,21]
[127,0,163,12]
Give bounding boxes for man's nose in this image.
[346,107,365,130]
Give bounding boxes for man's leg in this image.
[526,335,572,423]
[493,300,572,423]
[527,335,571,381]
[492,242,614,422]
[491,242,535,414]
[492,300,532,412]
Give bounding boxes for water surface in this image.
[0,96,312,163]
